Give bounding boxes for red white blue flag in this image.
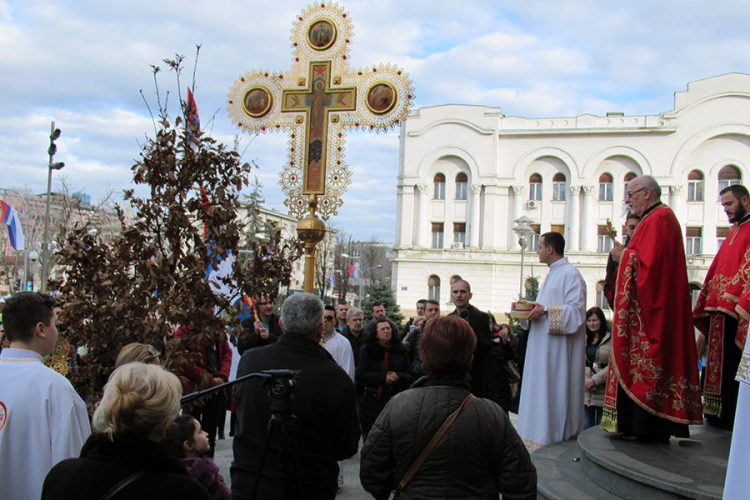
[0,200,24,250]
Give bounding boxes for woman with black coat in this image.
[356,318,415,438]
[42,363,209,500]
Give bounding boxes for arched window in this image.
[718,165,742,192]
[529,173,542,201]
[433,173,446,200]
[455,172,468,200]
[596,281,610,311]
[431,222,444,249]
[599,173,613,201]
[449,275,462,286]
[623,172,637,199]
[552,173,566,201]
[687,170,704,202]
[428,275,441,302]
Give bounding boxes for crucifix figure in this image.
[227,1,414,292]
[281,61,355,193]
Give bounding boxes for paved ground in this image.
[213,411,520,499]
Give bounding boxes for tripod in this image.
[249,370,301,500]
[181,369,301,500]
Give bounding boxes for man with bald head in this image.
[602,175,702,441]
[450,279,492,397]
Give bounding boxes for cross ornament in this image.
[227,1,414,220]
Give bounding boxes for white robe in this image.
[517,257,586,450]
[0,348,91,500]
[323,332,355,381]
[723,325,750,498]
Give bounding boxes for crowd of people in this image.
[1,174,748,498]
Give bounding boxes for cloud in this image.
[2,0,750,242]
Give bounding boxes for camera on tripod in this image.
[261,369,300,416]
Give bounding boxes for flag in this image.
[185,87,201,148]
[330,273,336,288]
[0,200,25,250]
[348,264,355,278]
[351,265,359,279]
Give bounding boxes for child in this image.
[164,415,232,500]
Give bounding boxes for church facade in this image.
[393,73,750,316]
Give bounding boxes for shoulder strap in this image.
[397,393,476,490]
[100,469,149,500]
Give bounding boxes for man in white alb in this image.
[321,306,356,380]
[517,232,586,451]
[0,292,91,500]
[320,305,356,490]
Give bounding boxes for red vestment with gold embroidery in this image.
[693,215,750,416]
[602,205,703,430]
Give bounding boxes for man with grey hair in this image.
[603,175,702,441]
[342,306,365,367]
[231,293,360,499]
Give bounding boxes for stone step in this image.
[532,424,730,500]
[578,425,728,500]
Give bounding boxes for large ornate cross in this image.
[227,1,414,220]
[227,1,413,292]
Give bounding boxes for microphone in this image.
[459,309,470,321]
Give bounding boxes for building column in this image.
[396,184,415,247]
[484,184,502,249]
[568,185,581,251]
[511,185,524,250]
[416,184,430,248]
[580,185,596,252]
[669,185,686,238]
[470,184,482,248]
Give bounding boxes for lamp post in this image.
[512,216,535,300]
[0,188,29,292]
[41,121,65,293]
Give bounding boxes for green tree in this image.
[362,281,405,326]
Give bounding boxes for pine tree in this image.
[362,281,405,326]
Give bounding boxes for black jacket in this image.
[238,313,283,355]
[41,433,210,500]
[356,340,415,437]
[486,340,516,412]
[451,305,492,397]
[360,377,537,500]
[231,332,360,500]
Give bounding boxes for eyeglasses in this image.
[626,187,646,199]
[324,316,335,321]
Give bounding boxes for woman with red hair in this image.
[360,316,536,499]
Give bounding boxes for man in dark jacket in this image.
[238,293,283,355]
[231,292,360,500]
[449,279,492,397]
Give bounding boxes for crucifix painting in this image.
[226,1,414,220]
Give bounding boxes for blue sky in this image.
[2,0,750,241]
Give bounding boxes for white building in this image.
[393,73,750,316]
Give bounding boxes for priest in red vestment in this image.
[693,184,750,430]
[602,175,703,440]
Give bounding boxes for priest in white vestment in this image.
[0,293,91,500]
[517,232,586,451]
[723,324,750,498]
[321,307,356,489]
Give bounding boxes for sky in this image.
[3,0,750,242]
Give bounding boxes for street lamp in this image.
[41,121,65,293]
[512,216,535,300]
[0,188,29,292]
